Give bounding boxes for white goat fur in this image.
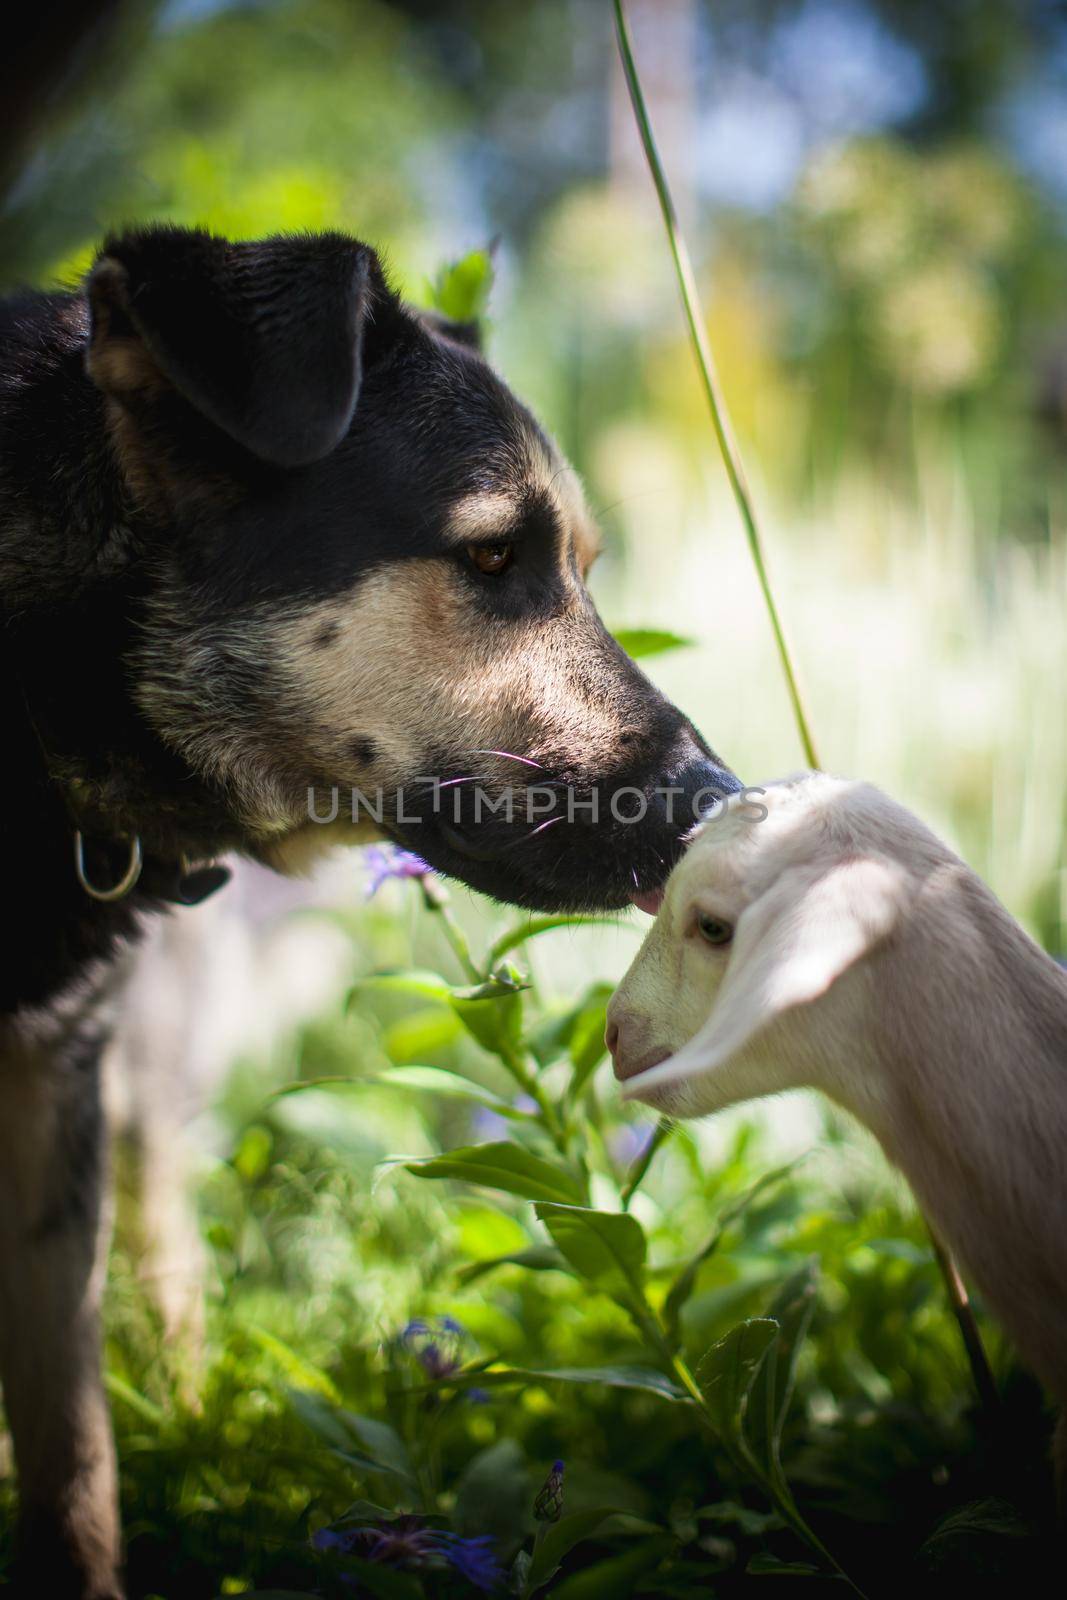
[608,773,1067,1482]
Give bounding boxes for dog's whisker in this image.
[463,748,545,770]
[526,815,564,840]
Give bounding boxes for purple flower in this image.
[471,1094,537,1141]
[361,1518,441,1566]
[436,1532,505,1592]
[364,845,432,898]
[609,1123,656,1167]
[401,1314,468,1379]
[312,1527,353,1553]
[312,1515,503,1592]
[471,1107,509,1141]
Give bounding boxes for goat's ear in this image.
[626,856,905,1098]
[87,227,389,468]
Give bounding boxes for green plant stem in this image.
[612,0,998,1435]
[420,875,576,1171]
[612,0,818,771]
[625,1295,865,1594]
[421,876,482,983]
[499,1040,569,1154]
[619,1117,673,1209]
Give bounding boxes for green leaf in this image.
[457,1244,567,1285]
[568,988,614,1093]
[229,1592,321,1599]
[663,1159,806,1342]
[406,1142,583,1205]
[534,1203,647,1297]
[104,1373,165,1428]
[611,628,693,659]
[451,974,528,1001]
[746,1552,823,1575]
[696,1501,784,1537]
[349,969,455,1005]
[288,1392,416,1485]
[550,1535,676,1598]
[745,1261,819,1478]
[450,989,524,1056]
[341,1414,414,1482]
[250,1328,340,1402]
[511,1550,533,1593]
[919,1498,1032,1576]
[427,247,494,324]
[488,915,605,965]
[500,1363,686,1402]
[408,1363,687,1403]
[525,1507,619,1593]
[273,1065,534,1120]
[383,1006,462,1060]
[525,982,607,1069]
[696,1318,779,1437]
[233,1123,273,1181]
[453,1438,531,1551]
[333,1499,401,1524]
[318,1560,424,1599]
[373,1066,522,1112]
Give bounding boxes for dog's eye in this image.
[466,542,514,576]
[696,913,733,946]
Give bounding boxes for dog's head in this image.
[87,226,737,912]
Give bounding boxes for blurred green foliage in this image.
[2,1,1066,1592]
[30,874,1044,1597]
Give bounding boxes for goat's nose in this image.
[605,1007,664,1081]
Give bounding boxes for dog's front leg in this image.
[0,1030,122,1600]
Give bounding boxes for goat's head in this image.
[605,774,928,1119]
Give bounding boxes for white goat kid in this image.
[606,772,1067,1490]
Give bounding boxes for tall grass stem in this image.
[612,0,819,770]
[612,0,999,1453]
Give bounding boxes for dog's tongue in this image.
[630,888,665,916]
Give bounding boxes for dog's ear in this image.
[626,856,905,1099]
[87,228,387,468]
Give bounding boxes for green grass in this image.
[1,875,1044,1599]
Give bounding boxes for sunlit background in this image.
[4,2,1067,1592]
[11,0,1065,937]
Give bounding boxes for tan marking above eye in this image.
[445,491,520,545]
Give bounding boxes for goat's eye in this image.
[466,542,514,576]
[696,913,733,946]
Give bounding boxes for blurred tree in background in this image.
[6,0,1066,519]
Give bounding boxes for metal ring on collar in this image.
[74,830,143,903]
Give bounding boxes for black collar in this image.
[74,826,232,906]
[20,679,232,909]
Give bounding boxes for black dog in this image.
[0,226,734,1597]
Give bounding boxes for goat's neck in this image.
[826,884,1067,1397]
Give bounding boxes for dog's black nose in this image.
[648,728,741,831]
